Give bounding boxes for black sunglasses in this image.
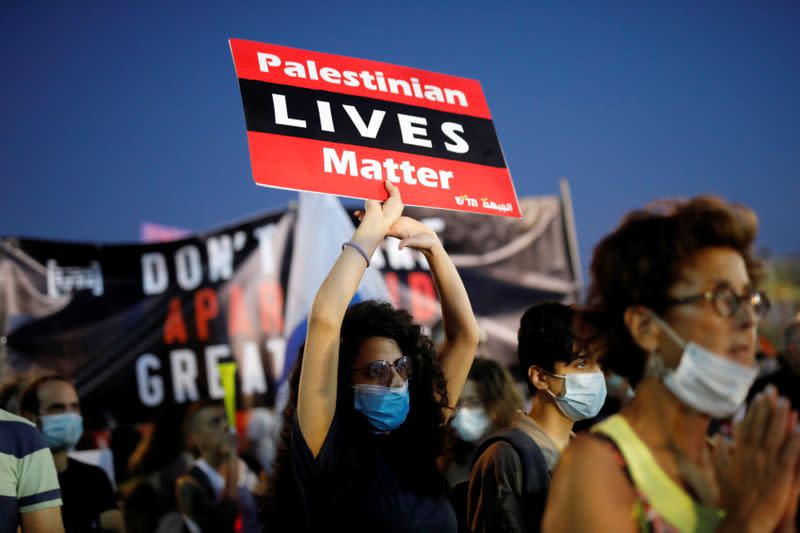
[665,282,770,320]
[351,355,414,383]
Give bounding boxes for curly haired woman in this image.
[264,180,480,532]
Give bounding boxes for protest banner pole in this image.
[559,178,583,303]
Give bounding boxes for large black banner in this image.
[0,195,578,426]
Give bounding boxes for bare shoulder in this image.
[558,433,620,473]
[542,434,638,533]
[551,434,630,495]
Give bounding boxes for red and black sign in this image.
[230,39,521,218]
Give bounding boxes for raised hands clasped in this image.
[355,182,440,253]
[715,386,800,532]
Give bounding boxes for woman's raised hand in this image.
[356,182,440,252]
[359,180,404,235]
[385,216,441,253]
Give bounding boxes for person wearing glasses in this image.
[542,196,800,532]
[264,180,480,532]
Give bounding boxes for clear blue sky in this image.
[2,2,798,276]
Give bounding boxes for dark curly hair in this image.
[584,196,763,387]
[262,300,451,530]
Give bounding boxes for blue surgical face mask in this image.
[353,381,410,432]
[546,371,607,421]
[40,412,84,450]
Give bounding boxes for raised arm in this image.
[379,215,481,412]
[297,181,403,457]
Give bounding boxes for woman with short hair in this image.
[543,196,800,532]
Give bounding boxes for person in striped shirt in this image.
[0,407,64,533]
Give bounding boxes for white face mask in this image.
[451,406,491,442]
[545,371,607,421]
[649,315,758,419]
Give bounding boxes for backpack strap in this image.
[467,427,551,533]
[186,465,216,500]
[450,478,470,533]
[472,427,550,496]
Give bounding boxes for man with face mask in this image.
[20,375,123,533]
[464,302,606,533]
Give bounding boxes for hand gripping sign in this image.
[229,39,521,218]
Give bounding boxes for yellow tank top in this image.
[592,415,725,533]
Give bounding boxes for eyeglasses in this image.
[352,355,414,384]
[665,282,771,320]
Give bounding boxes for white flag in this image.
[281,192,390,384]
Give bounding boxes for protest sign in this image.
[230,39,520,217]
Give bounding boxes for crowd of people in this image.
[2,181,800,532]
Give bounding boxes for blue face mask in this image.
[545,371,607,421]
[40,412,84,450]
[353,381,410,432]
